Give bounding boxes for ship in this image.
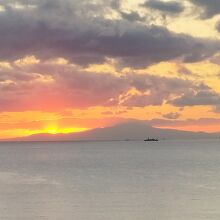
[144,138,159,142]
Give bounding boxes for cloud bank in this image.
[0,0,219,68]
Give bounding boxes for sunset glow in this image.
[1,0,220,139]
[44,126,89,135]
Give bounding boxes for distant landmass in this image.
[4,120,219,142]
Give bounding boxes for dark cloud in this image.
[120,11,145,22]
[120,94,163,107]
[190,0,220,19]
[110,0,121,10]
[121,74,208,107]
[1,60,218,111]
[0,0,219,69]
[142,0,184,14]
[170,89,220,107]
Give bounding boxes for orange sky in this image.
[1,0,220,139]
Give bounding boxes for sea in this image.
[0,139,220,220]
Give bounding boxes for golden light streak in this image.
[44,126,88,135]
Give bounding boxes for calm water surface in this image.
[0,140,220,220]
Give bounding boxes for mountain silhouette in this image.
[6,120,219,142]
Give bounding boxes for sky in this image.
[1,0,220,139]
